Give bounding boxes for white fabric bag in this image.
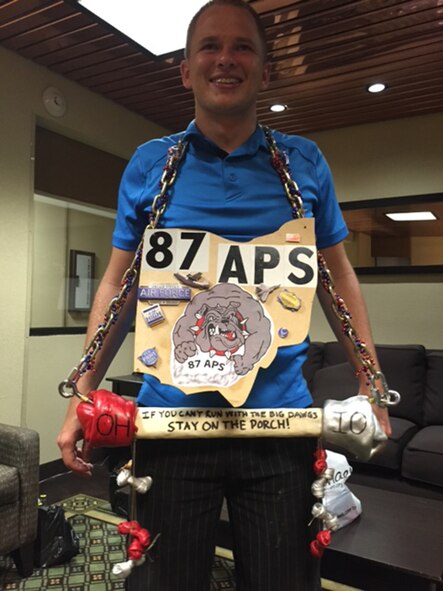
[323,450,362,529]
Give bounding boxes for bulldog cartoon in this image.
[172,283,272,387]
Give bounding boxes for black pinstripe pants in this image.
[128,437,321,591]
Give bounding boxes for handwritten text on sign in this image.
[135,407,322,438]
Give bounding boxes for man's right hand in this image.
[56,247,138,477]
[57,405,93,477]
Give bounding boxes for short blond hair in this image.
[185,0,268,60]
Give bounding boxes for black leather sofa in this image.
[304,342,443,500]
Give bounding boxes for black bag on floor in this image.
[34,504,80,567]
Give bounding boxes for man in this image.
[58,1,390,589]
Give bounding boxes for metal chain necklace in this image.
[59,127,397,408]
[262,127,398,407]
[58,141,187,402]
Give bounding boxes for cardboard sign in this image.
[134,219,317,406]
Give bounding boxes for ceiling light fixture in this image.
[77,0,207,56]
[367,82,386,94]
[385,211,437,222]
[270,104,287,113]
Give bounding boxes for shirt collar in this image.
[182,120,268,158]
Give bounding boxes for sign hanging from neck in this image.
[134,218,317,406]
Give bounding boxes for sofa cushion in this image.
[402,426,443,487]
[320,343,426,424]
[374,345,426,424]
[424,351,443,425]
[0,503,20,554]
[0,464,19,505]
[311,362,358,407]
[357,417,418,471]
[302,341,324,390]
[322,342,347,366]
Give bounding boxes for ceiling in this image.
[1,0,442,136]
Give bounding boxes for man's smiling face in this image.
[180,4,270,121]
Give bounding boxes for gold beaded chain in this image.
[59,128,399,408]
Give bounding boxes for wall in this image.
[0,45,167,462]
[306,114,443,202]
[31,200,67,327]
[306,116,443,346]
[344,232,374,268]
[410,237,443,266]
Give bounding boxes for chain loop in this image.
[369,372,401,408]
[58,378,91,403]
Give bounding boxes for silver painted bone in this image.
[322,395,387,461]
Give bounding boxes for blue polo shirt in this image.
[113,122,348,408]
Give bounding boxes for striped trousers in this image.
[128,437,321,591]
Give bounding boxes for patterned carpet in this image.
[0,494,360,591]
[0,494,237,591]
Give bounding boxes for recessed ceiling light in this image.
[270,104,287,113]
[367,82,386,94]
[385,211,437,222]
[78,0,207,56]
